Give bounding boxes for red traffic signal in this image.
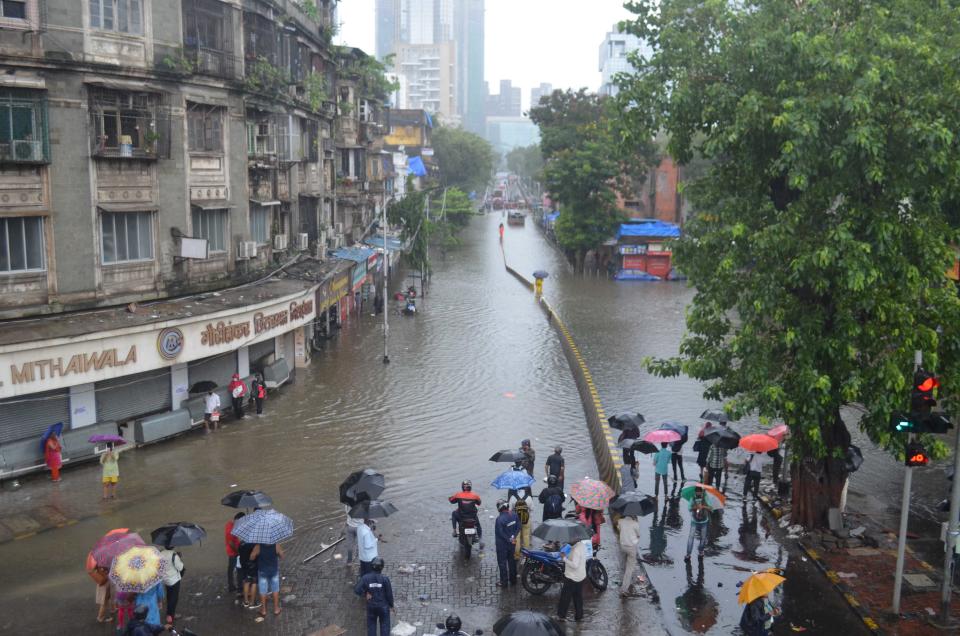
[911,370,939,415]
[905,441,930,467]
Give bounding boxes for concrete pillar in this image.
[294,325,310,368]
[69,383,96,428]
[170,363,189,410]
[237,346,250,377]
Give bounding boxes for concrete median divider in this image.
[501,245,622,493]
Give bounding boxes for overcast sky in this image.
[336,0,635,110]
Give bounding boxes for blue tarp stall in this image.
[544,211,560,226]
[331,246,375,263]
[362,236,403,252]
[408,156,427,177]
[616,219,681,240]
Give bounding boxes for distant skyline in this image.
[337,0,635,111]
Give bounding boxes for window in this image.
[0,89,48,163]
[183,0,230,76]
[340,148,350,176]
[250,205,271,244]
[90,88,168,159]
[187,103,222,153]
[90,0,143,35]
[0,1,26,19]
[0,216,44,272]
[191,208,227,253]
[101,211,153,263]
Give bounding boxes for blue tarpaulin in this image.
[424,112,433,128]
[616,219,681,239]
[363,236,403,251]
[545,211,560,223]
[408,156,427,177]
[332,247,375,262]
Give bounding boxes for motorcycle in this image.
[403,299,416,315]
[458,516,480,559]
[519,545,608,595]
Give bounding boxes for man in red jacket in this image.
[449,480,482,539]
[225,512,244,592]
[228,374,247,420]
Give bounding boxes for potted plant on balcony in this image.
[144,130,161,155]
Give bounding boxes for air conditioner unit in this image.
[317,230,328,257]
[335,222,344,235]
[297,233,309,250]
[13,140,42,161]
[237,241,257,259]
[273,234,289,251]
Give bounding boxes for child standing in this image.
[653,442,672,498]
[100,442,119,499]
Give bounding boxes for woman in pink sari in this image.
[44,434,62,482]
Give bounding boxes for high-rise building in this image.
[599,23,649,97]
[486,79,521,117]
[376,0,485,132]
[530,83,553,110]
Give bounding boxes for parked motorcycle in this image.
[403,299,417,315]
[519,546,608,595]
[458,516,480,559]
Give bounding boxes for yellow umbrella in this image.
[737,570,785,605]
[108,545,165,593]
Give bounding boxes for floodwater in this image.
[0,210,918,635]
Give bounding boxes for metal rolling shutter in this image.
[96,369,172,423]
[188,352,237,388]
[249,339,275,366]
[0,389,70,444]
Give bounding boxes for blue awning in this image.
[408,156,427,177]
[332,247,375,262]
[363,236,404,251]
[545,211,560,222]
[616,219,681,239]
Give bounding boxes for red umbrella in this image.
[91,532,145,569]
[739,434,779,454]
[767,424,788,442]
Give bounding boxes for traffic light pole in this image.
[938,417,960,625]
[892,350,922,615]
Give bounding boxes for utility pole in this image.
[381,201,389,364]
[893,349,922,614]
[939,403,960,625]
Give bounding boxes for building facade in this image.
[485,79,521,117]
[598,23,648,97]
[530,82,553,109]
[0,0,388,476]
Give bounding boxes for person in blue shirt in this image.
[357,518,379,577]
[494,499,519,587]
[354,557,394,636]
[653,442,672,498]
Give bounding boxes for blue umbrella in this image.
[39,422,63,452]
[230,509,294,545]
[492,470,535,490]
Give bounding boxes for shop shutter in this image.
[96,369,172,423]
[0,389,70,444]
[249,338,275,367]
[188,351,237,388]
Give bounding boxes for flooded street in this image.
[0,211,921,635]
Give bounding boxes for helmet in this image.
[547,475,558,486]
[371,557,384,572]
[496,499,509,511]
[445,615,462,631]
[461,480,472,491]
[133,605,149,621]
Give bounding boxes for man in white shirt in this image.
[557,540,586,622]
[204,390,221,433]
[617,514,642,597]
[357,519,379,577]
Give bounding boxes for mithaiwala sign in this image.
[0,291,316,399]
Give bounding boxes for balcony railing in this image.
[0,92,50,164]
[186,46,239,79]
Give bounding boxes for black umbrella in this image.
[348,499,398,519]
[339,469,386,506]
[490,449,527,463]
[704,427,741,450]
[618,439,658,454]
[608,413,645,431]
[189,381,218,394]
[531,518,592,544]
[844,445,864,473]
[700,409,730,423]
[494,610,566,636]
[151,522,207,548]
[221,490,273,509]
[610,492,657,517]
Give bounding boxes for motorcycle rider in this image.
[494,499,519,588]
[437,614,470,636]
[538,474,566,522]
[449,480,482,539]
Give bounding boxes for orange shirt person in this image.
[499,223,505,241]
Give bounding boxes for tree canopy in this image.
[505,145,544,183]
[431,126,494,193]
[530,89,628,271]
[618,0,960,527]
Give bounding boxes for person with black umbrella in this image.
[557,538,587,622]
[158,544,184,624]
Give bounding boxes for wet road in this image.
[0,210,909,635]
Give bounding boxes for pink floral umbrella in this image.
[767,424,789,442]
[643,429,682,444]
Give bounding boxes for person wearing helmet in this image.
[438,614,469,636]
[538,474,566,521]
[494,499,519,587]
[355,557,395,636]
[545,446,565,489]
[122,605,171,635]
[449,480,482,539]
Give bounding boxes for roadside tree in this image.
[432,126,494,193]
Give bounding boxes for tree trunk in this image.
[790,408,851,529]
[574,250,585,274]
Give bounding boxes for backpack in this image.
[544,492,564,518]
[515,500,530,524]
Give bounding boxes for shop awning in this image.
[249,199,281,207]
[332,247,375,262]
[97,202,160,213]
[190,200,233,210]
[617,220,681,239]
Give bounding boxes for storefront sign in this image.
[619,244,648,255]
[0,288,316,399]
[351,262,368,290]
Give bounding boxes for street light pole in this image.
[939,407,960,625]
[893,349,922,614]
[381,201,389,364]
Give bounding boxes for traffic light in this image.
[911,370,939,415]
[905,441,930,467]
[925,413,953,434]
[891,411,917,433]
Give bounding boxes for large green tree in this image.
[619,0,960,528]
[506,144,544,183]
[431,126,494,193]
[530,89,629,272]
